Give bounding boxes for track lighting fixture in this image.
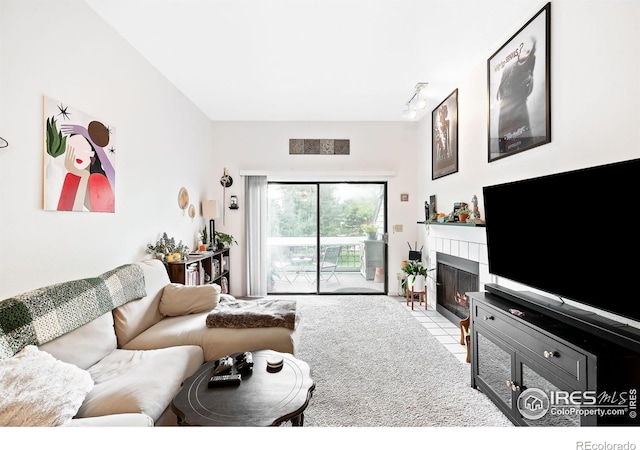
[402,105,418,120]
[402,82,428,119]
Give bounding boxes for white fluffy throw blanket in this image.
[0,346,94,426]
[206,297,298,329]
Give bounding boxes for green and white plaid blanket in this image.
[0,264,146,361]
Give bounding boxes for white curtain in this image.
[244,175,268,297]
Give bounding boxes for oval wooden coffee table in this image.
[171,350,315,426]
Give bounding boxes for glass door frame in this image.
[267,181,388,295]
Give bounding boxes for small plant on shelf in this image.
[214,231,237,249]
[200,227,209,246]
[146,232,190,260]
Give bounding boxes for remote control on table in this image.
[208,373,242,388]
[211,356,234,376]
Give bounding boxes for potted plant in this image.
[362,223,378,240]
[146,232,190,261]
[456,204,471,223]
[200,227,209,246]
[401,260,432,293]
[214,231,238,249]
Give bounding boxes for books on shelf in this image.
[185,262,206,286]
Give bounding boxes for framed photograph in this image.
[488,2,551,162]
[432,89,458,180]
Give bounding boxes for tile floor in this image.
[394,295,469,365]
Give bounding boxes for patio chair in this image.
[270,248,292,284]
[318,246,342,284]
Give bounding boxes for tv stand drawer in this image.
[474,302,586,389]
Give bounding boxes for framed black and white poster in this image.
[488,2,550,162]
[432,89,458,180]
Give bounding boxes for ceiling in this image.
[85,0,542,122]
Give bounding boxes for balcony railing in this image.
[267,236,366,271]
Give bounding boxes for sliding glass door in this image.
[267,182,387,295]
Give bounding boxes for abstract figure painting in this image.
[44,96,116,212]
[488,3,551,162]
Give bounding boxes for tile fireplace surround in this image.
[423,224,490,310]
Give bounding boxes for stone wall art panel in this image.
[289,139,350,155]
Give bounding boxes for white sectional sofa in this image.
[0,259,297,426]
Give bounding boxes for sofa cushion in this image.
[0,263,145,360]
[124,312,297,361]
[0,346,94,426]
[113,259,168,347]
[76,346,203,422]
[159,283,220,316]
[39,312,117,370]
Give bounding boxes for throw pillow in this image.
[0,345,94,426]
[159,283,220,316]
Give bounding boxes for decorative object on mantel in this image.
[289,139,350,155]
[470,194,485,225]
[429,195,437,221]
[0,136,7,148]
[178,187,189,215]
[488,2,551,162]
[455,204,471,223]
[432,89,458,180]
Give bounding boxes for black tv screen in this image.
[483,158,640,323]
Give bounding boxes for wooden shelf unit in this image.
[164,248,230,292]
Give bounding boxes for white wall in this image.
[0,0,215,298]
[211,121,419,296]
[1,0,638,305]
[418,0,639,225]
[416,0,640,325]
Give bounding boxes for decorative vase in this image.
[459,213,469,223]
[167,252,181,263]
[411,275,426,292]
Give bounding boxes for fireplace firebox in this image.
[436,253,479,325]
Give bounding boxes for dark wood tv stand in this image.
[468,285,640,427]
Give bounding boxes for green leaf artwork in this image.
[46,116,66,158]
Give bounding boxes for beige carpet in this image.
[290,295,513,427]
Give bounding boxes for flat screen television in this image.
[483,157,640,323]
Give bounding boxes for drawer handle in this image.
[505,380,521,392]
[543,350,557,359]
[483,315,494,321]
